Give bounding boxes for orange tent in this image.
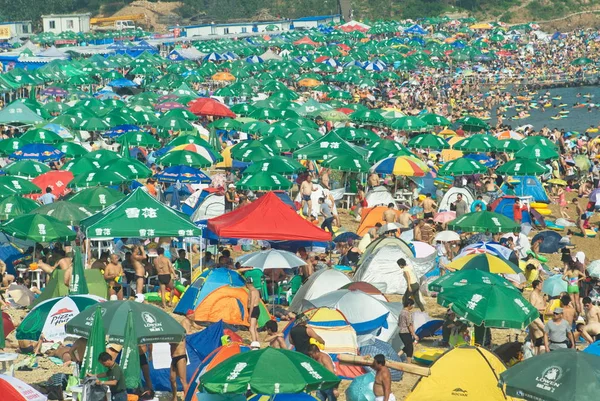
[192,286,271,326]
[293,36,318,46]
[357,206,403,236]
[212,72,236,82]
[298,78,321,87]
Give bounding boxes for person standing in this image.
[154,247,176,308]
[529,280,547,321]
[398,258,424,311]
[308,344,338,401]
[543,308,574,352]
[104,254,124,300]
[398,299,419,363]
[300,176,315,216]
[95,352,127,401]
[131,245,147,296]
[453,194,468,218]
[170,339,187,401]
[319,197,335,233]
[224,184,237,212]
[372,354,394,401]
[421,193,437,219]
[246,278,261,343]
[563,261,585,315]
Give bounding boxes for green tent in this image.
[30,269,108,308]
[0,102,45,124]
[80,188,201,239]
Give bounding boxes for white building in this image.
[41,13,91,34]
[0,21,33,40]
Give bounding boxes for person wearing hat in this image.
[224,184,237,213]
[250,341,261,350]
[182,309,201,334]
[543,307,575,352]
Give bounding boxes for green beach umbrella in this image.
[0,195,39,220]
[284,127,321,147]
[80,117,110,131]
[496,159,548,176]
[69,247,89,295]
[2,214,76,242]
[390,116,428,131]
[330,127,372,143]
[428,268,518,293]
[319,110,351,122]
[499,349,600,401]
[350,109,386,124]
[321,154,370,172]
[0,176,42,195]
[236,172,292,191]
[421,113,451,126]
[408,133,450,150]
[448,211,519,233]
[437,278,538,329]
[497,139,524,153]
[208,118,242,131]
[244,157,306,174]
[20,128,63,144]
[437,158,487,176]
[66,300,186,344]
[571,57,594,66]
[156,116,194,131]
[231,141,275,162]
[3,160,50,178]
[157,150,212,168]
[200,347,340,394]
[456,116,491,132]
[328,90,353,100]
[452,134,500,152]
[116,131,160,148]
[522,136,558,149]
[68,170,129,188]
[105,159,152,180]
[514,144,559,161]
[58,142,89,158]
[31,201,94,225]
[121,311,142,390]
[260,135,295,153]
[62,158,103,175]
[0,138,29,156]
[68,186,125,210]
[79,306,106,379]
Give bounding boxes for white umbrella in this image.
[235,249,306,270]
[6,284,35,307]
[587,260,600,278]
[378,222,401,234]
[433,230,461,242]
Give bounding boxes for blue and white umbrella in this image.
[204,52,223,62]
[456,241,514,260]
[10,144,64,161]
[155,165,211,184]
[293,56,311,64]
[104,124,142,138]
[364,61,386,71]
[246,55,264,64]
[343,60,364,68]
[322,58,338,67]
[107,78,137,88]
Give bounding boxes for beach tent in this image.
[358,237,415,265]
[406,346,515,401]
[365,186,396,208]
[80,187,201,238]
[354,244,435,294]
[404,24,428,35]
[208,192,331,241]
[357,206,403,236]
[437,187,475,212]
[290,268,351,313]
[490,196,532,224]
[259,190,296,210]
[175,268,244,314]
[148,320,224,392]
[30,270,107,308]
[500,176,549,203]
[182,188,219,216]
[190,193,225,222]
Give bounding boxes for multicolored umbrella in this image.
[0,374,47,401]
[371,155,429,177]
[447,253,522,274]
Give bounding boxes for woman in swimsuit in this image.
[563,261,585,315]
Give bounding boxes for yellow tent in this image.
[440,135,463,162]
[215,146,233,168]
[406,346,516,401]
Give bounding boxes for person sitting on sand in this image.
[264,320,287,349]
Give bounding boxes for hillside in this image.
[1,0,600,31]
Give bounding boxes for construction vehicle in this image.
[90,14,147,31]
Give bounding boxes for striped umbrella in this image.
[371,156,430,177]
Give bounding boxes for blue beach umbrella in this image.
[10,144,64,161]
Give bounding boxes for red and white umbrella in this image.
[0,374,47,401]
[434,211,456,223]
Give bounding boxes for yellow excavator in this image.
[90,14,147,31]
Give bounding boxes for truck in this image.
[90,14,146,31]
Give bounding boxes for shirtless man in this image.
[154,247,175,308]
[57,252,73,288]
[170,339,187,401]
[560,295,577,327]
[583,297,600,324]
[300,176,315,217]
[182,310,201,334]
[382,203,397,224]
[529,280,546,320]
[246,278,261,342]
[264,320,286,349]
[308,344,338,401]
[421,193,437,220]
[104,254,124,300]
[398,211,411,229]
[0,259,14,288]
[372,354,394,401]
[528,317,546,355]
[576,322,600,344]
[131,245,147,295]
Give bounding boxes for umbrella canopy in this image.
[456,116,490,132]
[428,269,517,292]
[121,311,142,389]
[67,186,125,210]
[437,158,487,176]
[0,195,39,220]
[448,211,519,233]
[514,144,559,161]
[155,165,211,184]
[236,172,292,191]
[452,134,499,152]
[0,374,47,401]
[68,170,129,188]
[236,249,306,270]
[80,306,107,378]
[66,300,185,344]
[30,201,94,225]
[499,349,600,401]
[244,157,306,175]
[437,277,538,328]
[371,156,429,176]
[531,231,563,254]
[158,150,213,168]
[408,133,449,150]
[496,159,548,176]
[2,214,76,242]
[321,154,371,172]
[542,274,568,296]
[20,128,63,144]
[447,253,522,274]
[0,176,42,195]
[16,295,103,341]
[200,347,340,394]
[117,131,160,148]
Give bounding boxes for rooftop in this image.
[41,13,92,18]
